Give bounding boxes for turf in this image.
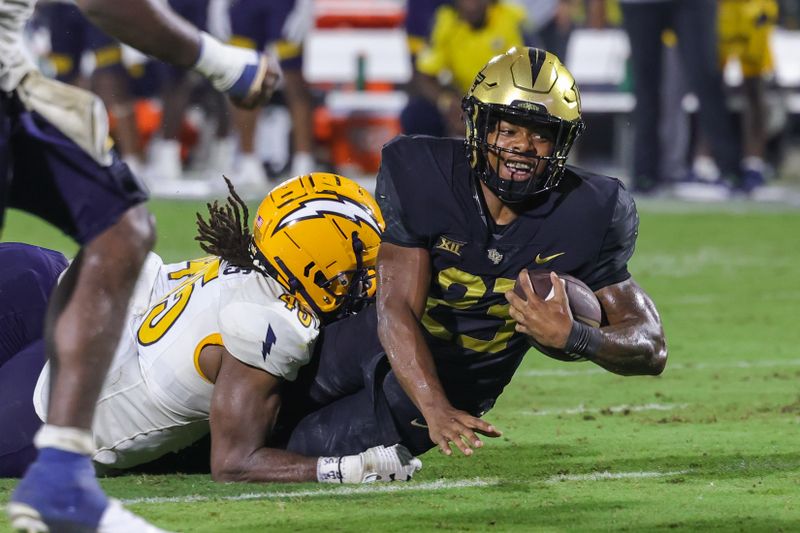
[1,198,799,532]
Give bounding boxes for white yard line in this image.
[121,478,497,506]
[122,472,694,506]
[523,402,688,417]
[547,470,690,483]
[522,358,800,378]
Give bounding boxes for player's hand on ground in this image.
[359,444,422,482]
[425,406,502,457]
[506,270,573,349]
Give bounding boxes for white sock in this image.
[34,424,95,455]
[742,156,765,172]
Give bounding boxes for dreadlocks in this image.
[195,176,253,268]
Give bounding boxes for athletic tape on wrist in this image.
[34,424,95,456]
[317,455,364,483]
[564,321,602,358]
[193,32,255,93]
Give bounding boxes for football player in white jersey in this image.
[3,0,281,531]
[1,174,422,487]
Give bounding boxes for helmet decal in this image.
[274,196,383,237]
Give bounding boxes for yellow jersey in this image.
[416,2,526,93]
[718,0,778,77]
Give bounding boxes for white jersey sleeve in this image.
[218,275,319,381]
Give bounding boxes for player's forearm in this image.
[588,315,667,376]
[576,278,667,376]
[211,447,317,483]
[378,304,451,415]
[77,0,201,68]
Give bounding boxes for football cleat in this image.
[7,448,169,533]
[250,173,385,320]
[463,47,585,203]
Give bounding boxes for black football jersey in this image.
[375,135,638,405]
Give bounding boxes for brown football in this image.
[512,270,602,362]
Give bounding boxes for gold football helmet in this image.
[251,173,385,319]
[463,47,585,202]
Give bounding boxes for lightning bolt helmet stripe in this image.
[274,196,383,237]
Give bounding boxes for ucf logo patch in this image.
[487,248,503,265]
[434,236,466,257]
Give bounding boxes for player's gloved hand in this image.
[193,32,282,109]
[317,444,422,484]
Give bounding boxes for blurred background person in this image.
[37,0,143,175]
[147,0,236,191]
[228,0,316,187]
[513,0,579,61]
[405,0,452,62]
[614,0,743,198]
[400,0,527,137]
[692,0,780,196]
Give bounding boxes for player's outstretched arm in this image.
[209,348,422,483]
[76,0,280,108]
[377,243,502,457]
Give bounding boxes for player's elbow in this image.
[211,461,247,483]
[644,334,668,375]
[210,453,250,483]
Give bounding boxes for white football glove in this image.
[193,32,282,109]
[317,444,422,484]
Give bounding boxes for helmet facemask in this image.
[309,233,377,320]
[465,98,584,203]
[463,47,585,203]
[250,232,375,322]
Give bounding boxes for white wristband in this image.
[193,32,259,93]
[34,424,95,456]
[317,455,363,484]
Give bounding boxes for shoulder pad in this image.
[219,293,318,381]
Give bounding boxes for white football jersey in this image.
[0,0,36,92]
[34,253,320,470]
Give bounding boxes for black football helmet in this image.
[463,47,585,203]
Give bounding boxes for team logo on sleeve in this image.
[261,325,277,360]
[434,236,466,257]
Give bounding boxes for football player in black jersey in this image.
[281,47,667,461]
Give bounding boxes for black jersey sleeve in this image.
[584,182,639,291]
[375,161,426,247]
[374,136,436,248]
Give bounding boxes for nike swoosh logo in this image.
[410,418,429,429]
[535,252,565,265]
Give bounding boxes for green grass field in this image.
[2,197,799,532]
